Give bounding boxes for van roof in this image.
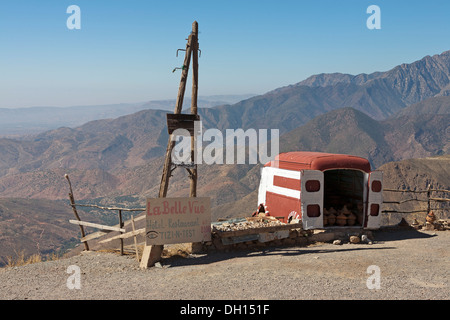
[264,152,371,173]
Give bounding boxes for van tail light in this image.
[307,204,321,217]
[370,204,379,216]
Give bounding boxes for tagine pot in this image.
[347,213,356,226]
[336,213,347,226]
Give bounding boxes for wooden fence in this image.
[65,174,145,261]
[382,185,449,221]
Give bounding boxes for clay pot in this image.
[426,211,436,223]
[336,213,347,226]
[323,216,328,226]
[340,205,351,216]
[347,213,356,226]
[328,207,337,216]
[327,214,336,226]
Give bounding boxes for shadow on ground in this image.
[372,226,437,242]
[162,243,396,268]
[161,227,438,268]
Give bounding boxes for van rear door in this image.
[366,171,383,229]
[301,170,324,230]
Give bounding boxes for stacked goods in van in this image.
[324,204,362,227]
[323,207,337,226]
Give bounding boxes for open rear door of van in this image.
[301,170,324,230]
[366,171,383,229]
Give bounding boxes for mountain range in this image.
[0,50,449,263]
[0,94,256,137]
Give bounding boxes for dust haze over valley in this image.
[0,49,449,266]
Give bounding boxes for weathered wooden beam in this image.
[72,203,145,212]
[99,228,145,244]
[69,220,126,233]
[158,41,193,198]
[190,20,199,199]
[80,230,111,242]
[131,215,140,262]
[65,174,89,251]
[78,215,145,242]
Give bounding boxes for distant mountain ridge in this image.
[195,50,450,137]
[296,50,450,102]
[0,94,256,137]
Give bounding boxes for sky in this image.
[0,0,449,108]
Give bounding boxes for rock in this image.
[411,219,421,230]
[333,239,342,245]
[423,222,435,231]
[349,235,360,244]
[295,237,308,245]
[283,238,296,246]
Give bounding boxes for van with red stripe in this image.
[258,152,383,230]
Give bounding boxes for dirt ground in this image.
[0,228,448,301]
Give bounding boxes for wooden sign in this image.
[166,114,200,136]
[145,197,211,245]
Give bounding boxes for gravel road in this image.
[0,229,448,301]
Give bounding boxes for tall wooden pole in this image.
[159,28,194,199]
[190,21,199,198]
[141,22,199,269]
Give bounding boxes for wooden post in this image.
[427,184,431,214]
[65,174,89,251]
[141,22,198,269]
[159,29,194,199]
[131,215,140,262]
[190,21,199,198]
[118,209,124,255]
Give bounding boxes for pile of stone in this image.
[411,212,449,231]
[212,216,284,233]
[190,216,309,253]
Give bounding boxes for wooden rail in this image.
[65,174,145,259]
[383,185,449,216]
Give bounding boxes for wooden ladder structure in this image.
[140,21,201,268]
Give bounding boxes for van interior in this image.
[323,169,364,227]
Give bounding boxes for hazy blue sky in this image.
[1,0,449,108]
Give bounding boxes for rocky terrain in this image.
[0,228,448,301]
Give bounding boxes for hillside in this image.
[0,98,447,203]
[280,106,449,168]
[379,155,450,224]
[0,198,98,266]
[393,95,450,117]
